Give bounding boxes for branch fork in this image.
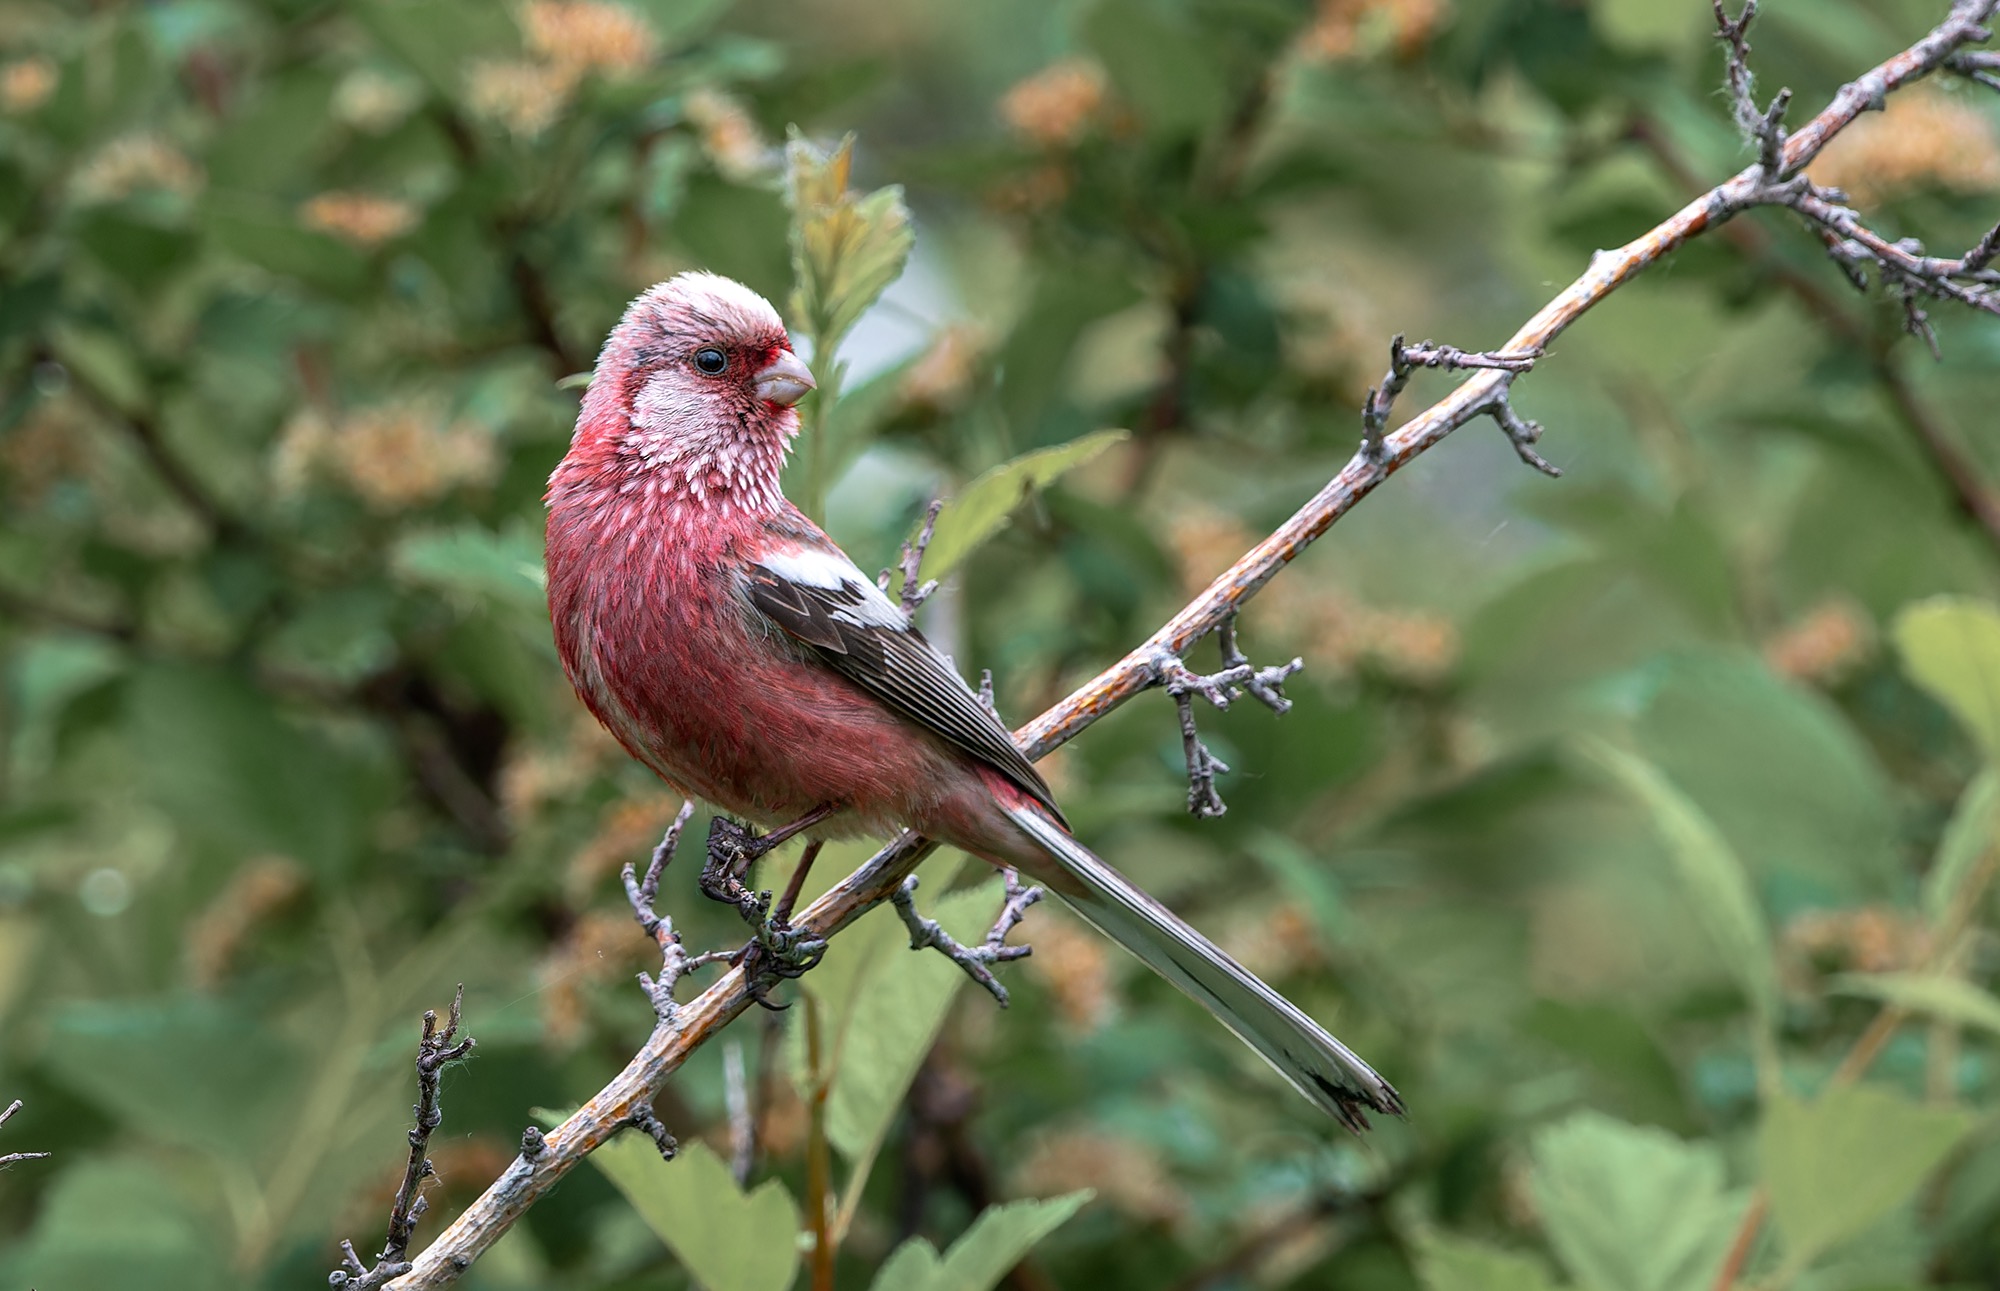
[623,802,734,1024]
[880,498,944,622]
[1154,615,1304,818]
[890,868,1043,1006]
[1360,335,1551,476]
[0,1098,48,1169]
[332,988,476,1289]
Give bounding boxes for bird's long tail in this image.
[1005,802,1404,1133]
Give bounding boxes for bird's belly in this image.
[576,610,958,836]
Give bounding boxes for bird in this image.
[544,271,1404,1131]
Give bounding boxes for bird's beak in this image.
[753,350,816,407]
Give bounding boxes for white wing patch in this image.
[755,546,908,629]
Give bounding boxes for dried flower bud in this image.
[299,191,420,247]
[1000,58,1108,149]
[1764,599,1876,686]
[1,57,56,114]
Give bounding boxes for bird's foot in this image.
[701,817,775,926]
[734,919,829,1011]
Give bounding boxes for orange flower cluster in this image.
[72,133,202,203]
[1011,1128,1189,1225]
[682,87,774,181]
[1782,905,1928,976]
[1809,86,2000,205]
[1,56,55,113]
[563,791,687,903]
[1023,905,1119,1032]
[272,404,498,511]
[467,1,658,138]
[1295,0,1451,63]
[1167,507,1462,686]
[298,190,420,247]
[999,58,1109,149]
[521,0,657,74]
[184,856,309,988]
[1763,598,1876,686]
[539,909,654,1047]
[498,704,629,824]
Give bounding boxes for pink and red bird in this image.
[545,272,1402,1130]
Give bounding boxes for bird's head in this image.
[567,272,815,510]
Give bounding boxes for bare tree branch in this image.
[0,1098,50,1169]
[890,868,1043,1005]
[332,989,476,1288]
[384,4,2000,1282]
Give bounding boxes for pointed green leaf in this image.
[1830,972,2000,1036]
[391,524,547,613]
[1414,1231,1560,1291]
[1925,767,1997,923]
[1579,739,1777,1027]
[1760,1083,1973,1270]
[1892,596,2000,762]
[1527,1110,1750,1291]
[588,1136,801,1291]
[12,1156,208,1291]
[825,882,998,1162]
[923,430,1129,578]
[871,1192,1093,1291]
[786,132,913,356]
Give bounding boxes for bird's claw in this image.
[735,919,829,1010]
[701,817,773,924]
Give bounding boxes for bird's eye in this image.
[693,347,728,374]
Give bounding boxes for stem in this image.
[803,997,836,1291]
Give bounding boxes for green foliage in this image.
[922,429,1130,579]
[1894,597,2000,762]
[1526,1111,1751,1291]
[1580,740,1780,1034]
[871,1192,1093,1291]
[590,1136,803,1291]
[1759,1084,1975,1273]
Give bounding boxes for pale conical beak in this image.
[753,350,815,407]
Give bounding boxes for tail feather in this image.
[1008,804,1403,1133]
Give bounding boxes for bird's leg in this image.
[738,839,830,1009]
[699,803,840,924]
[703,809,840,1010]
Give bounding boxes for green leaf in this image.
[1892,596,2000,762]
[1414,1230,1560,1291]
[588,1135,801,1291]
[823,881,997,1163]
[1081,0,1225,135]
[1527,1110,1750,1291]
[11,1156,208,1291]
[42,997,306,1164]
[923,430,1129,579]
[391,524,547,613]
[1830,972,2000,1036]
[1628,651,1898,894]
[1578,739,1778,1028]
[1926,767,1998,924]
[1760,1083,1973,1271]
[871,1192,1093,1291]
[127,664,376,877]
[786,132,914,357]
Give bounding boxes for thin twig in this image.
[332,988,476,1288]
[0,1098,49,1168]
[723,1040,754,1185]
[880,498,944,620]
[890,870,1043,1006]
[1155,615,1304,817]
[385,7,2000,1282]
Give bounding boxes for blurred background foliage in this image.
[3,0,2000,1287]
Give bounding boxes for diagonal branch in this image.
[384,5,2000,1283]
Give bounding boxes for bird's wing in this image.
[742,541,1066,826]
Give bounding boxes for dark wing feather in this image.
[744,568,1067,826]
